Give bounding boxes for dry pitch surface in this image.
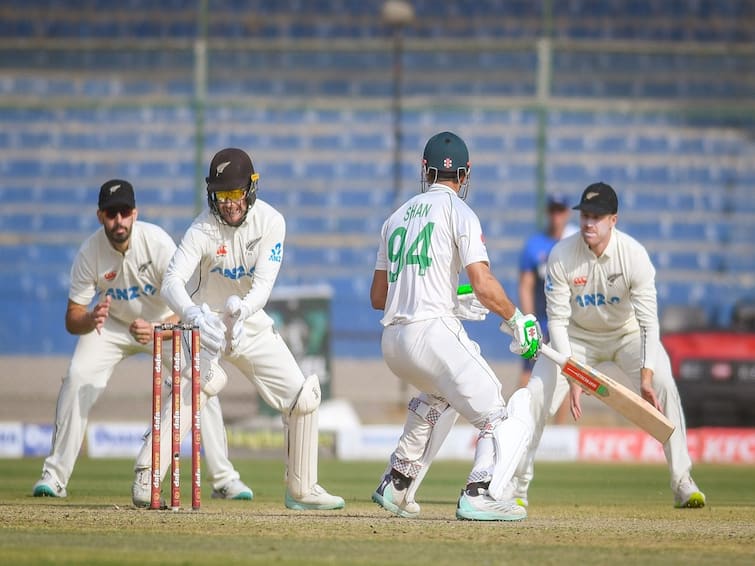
[1,459,753,566]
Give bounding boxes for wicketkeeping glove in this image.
[184,303,226,356]
[224,295,251,352]
[500,308,542,360]
[454,291,489,321]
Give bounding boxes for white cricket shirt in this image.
[161,199,284,329]
[69,221,176,326]
[545,228,661,370]
[376,184,489,326]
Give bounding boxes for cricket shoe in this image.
[673,477,706,509]
[372,473,420,518]
[32,471,67,498]
[285,484,345,510]
[456,484,527,522]
[211,479,254,500]
[131,466,164,508]
[499,477,529,508]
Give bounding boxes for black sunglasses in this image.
[102,206,134,220]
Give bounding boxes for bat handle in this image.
[538,343,569,368]
[456,284,473,295]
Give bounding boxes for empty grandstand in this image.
[0,0,753,357]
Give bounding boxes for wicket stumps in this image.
[151,323,201,511]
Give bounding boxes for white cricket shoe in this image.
[211,479,254,500]
[132,466,156,508]
[32,471,67,498]
[674,477,706,508]
[372,473,420,518]
[499,477,529,508]
[456,486,527,522]
[285,484,345,510]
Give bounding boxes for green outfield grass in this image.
[1,458,753,565]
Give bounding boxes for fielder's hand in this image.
[129,318,153,345]
[90,295,111,334]
[184,303,226,356]
[500,309,542,360]
[454,291,489,321]
[224,295,251,352]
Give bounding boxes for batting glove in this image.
[184,303,227,357]
[224,295,251,352]
[500,308,542,360]
[454,291,489,321]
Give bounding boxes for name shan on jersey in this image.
[403,203,432,222]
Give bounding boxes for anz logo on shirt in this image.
[269,242,282,263]
[211,265,255,280]
[575,293,621,307]
[105,285,157,301]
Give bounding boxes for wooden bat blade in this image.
[540,344,675,443]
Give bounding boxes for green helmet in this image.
[421,131,471,199]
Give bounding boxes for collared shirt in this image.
[161,200,283,329]
[545,228,660,370]
[69,221,175,326]
[375,183,489,326]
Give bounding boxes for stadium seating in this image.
[0,1,753,356]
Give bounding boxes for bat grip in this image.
[456,284,473,295]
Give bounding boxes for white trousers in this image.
[40,316,239,491]
[520,327,693,493]
[381,317,505,430]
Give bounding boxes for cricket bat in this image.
[454,285,674,443]
[539,343,675,443]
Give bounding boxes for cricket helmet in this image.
[205,147,259,225]
[421,131,471,199]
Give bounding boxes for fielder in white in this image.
[32,179,252,503]
[506,182,706,509]
[132,148,344,510]
[370,131,542,522]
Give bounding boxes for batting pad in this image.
[286,374,321,500]
[488,388,535,501]
[405,399,458,503]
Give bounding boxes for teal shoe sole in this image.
[371,491,418,519]
[285,491,345,511]
[456,509,527,521]
[33,485,62,498]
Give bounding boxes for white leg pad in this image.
[286,374,321,500]
[488,388,535,501]
[405,401,458,503]
[200,353,228,396]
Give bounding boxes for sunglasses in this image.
[102,206,134,219]
[215,188,247,203]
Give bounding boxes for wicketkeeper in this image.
[132,148,344,510]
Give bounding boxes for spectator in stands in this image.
[132,148,344,510]
[505,182,706,509]
[516,194,577,423]
[33,179,253,503]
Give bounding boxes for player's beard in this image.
[105,222,131,247]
